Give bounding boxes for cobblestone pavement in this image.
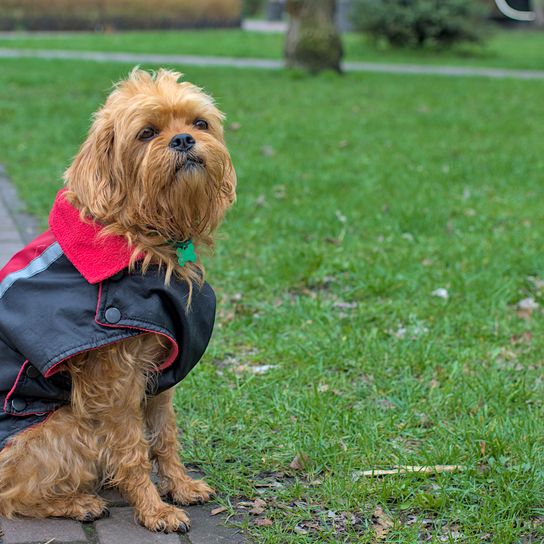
[1,48,544,79]
[0,167,244,543]
[1,485,244,544]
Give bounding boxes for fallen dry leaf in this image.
[528,276,544,290]
[210,506,227,516]
[516,297,539,319]
[357,465,465,477]
[333,301,357,310]
[391,321,429,340]
[372,505,393,540]
[250,498,267,515]
[289,453,310,471]
[510,332,533,345]
[254,481,282,488]
[335,209,347,223]
[234,364,278,375]
[273,184,286,199]
[254,517,273,527]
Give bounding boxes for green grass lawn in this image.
[1,58,543,543]
[1,27,544,70]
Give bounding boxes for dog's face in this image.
[65,69,236,243]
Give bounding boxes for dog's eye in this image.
[138,127,158,141]
[193,119,209,130]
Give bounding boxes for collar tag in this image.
[173,240,197,267]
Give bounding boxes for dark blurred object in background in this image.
[352,0,487,48]
[243,0,267,17]
[267,0,285,21]
[490,0,544,26]
[0,0,242,31]
[285,0,343,73]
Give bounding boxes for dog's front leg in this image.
[75,340,191,534]
[104,404,191,533]
[146,389,214,505]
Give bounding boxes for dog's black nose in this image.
[169,133,195,152]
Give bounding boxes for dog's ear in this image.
[221,160,237,207]
[63,111,116,219]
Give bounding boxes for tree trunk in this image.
[284,0,343,73]
[533,0,544,26]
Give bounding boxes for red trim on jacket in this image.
[0,230,57,283]
[3,360,29,412]
[49,189,142,284]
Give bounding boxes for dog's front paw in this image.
[50,494,110,522]
[138,504,190,533]
[167,478,215,506]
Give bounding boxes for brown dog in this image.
[0,69,236,533]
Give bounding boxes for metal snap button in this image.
[25,365,40,379]
[11,398,27,412]
[105,307,121,324]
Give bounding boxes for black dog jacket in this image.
[0,190,216,449]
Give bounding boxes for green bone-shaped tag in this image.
[174,240,197,267]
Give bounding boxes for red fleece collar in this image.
[49,189,140,284]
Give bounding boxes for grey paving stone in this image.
[0,517,87,543]
[99,486,129,506]
[95,507,187,544]
[0,174,24,270]
[0,166,40,244]
[184,505,244,544]
[0,231,21,242]
[0,243,23,268]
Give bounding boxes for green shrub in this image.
[352,0,487,48]
[0,0,242,31]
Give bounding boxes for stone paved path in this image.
[1,48,544,79]
[241,20,287,33]
[0,166,244,543]
[0,166,28,268]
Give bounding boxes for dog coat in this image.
[0,190,216,449]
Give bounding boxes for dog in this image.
[0,68,236,533]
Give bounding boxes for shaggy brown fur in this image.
[0,69,236,533]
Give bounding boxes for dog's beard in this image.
[174,151,205,173]
[126,141,232,242]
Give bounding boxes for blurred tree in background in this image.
[533,0,544,26]
[285,0,343,73]
[352,0,487,48]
